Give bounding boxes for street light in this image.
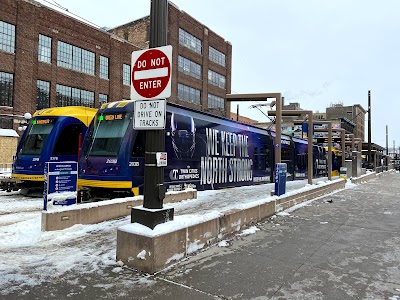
[18,112,32,132]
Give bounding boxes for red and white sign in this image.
[131,45,172,100]
[156,152,167,167]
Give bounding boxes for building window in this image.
[99,93,108,106]
[177,83,201,105]
[123,64,131,86]
[178,56,201,80]
[56,84,94,107]
[57,41,72,69]
[36,80,50,110]
[208,70,226,89]
[99,56,109,79]
[208,93,225,110]
[0,116,13,129]
[209,46,226,67]
[82,49,95,75]
[57,41,95,75]
[0,21,15,53]
[0,71,13,107]
[179,28,202,54]
[38,34,52,63]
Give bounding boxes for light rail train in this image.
[77,100,328,201]
[1,106,97,193]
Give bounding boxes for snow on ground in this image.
[0,176,359,294]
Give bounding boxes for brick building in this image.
[229,112,258,125]
[0,0,232,131]
[108,2,232,117]
[326,103,366,141]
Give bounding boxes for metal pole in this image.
[131,0,173,229]
[368,90,372,169]
[328,123,332,180]
[236,104,239,121]
[143,0,168,209]
[386,125,388,155]
[307,114,313,184]
[275,94,282,163]
[341,129,345,169]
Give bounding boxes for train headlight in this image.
[100,165,120,175]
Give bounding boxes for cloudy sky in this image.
[43,0,399,147]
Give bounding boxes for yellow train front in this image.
[7,106,97,194]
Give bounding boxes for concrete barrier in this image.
[350,172,376,184]
[41,189,197,231]
[349,169,394,185]
[117,179,345,274]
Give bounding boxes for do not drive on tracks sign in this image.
[134,99,166,130]
[131,45,172,100]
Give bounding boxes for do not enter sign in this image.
[131,45,172,100]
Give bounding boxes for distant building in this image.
[326,103,366,141]
[313,112,326,120]
[108,2,232,117]
[229,113,258,125]
[0,0,232,131]
[283,102,301,110]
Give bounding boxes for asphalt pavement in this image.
[4,172,400,300]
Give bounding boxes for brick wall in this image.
[0,0,139,130]
[108,2,232,118]
[0,0,232,131]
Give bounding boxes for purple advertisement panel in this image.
[163,109,273,192]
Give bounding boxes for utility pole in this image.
[368,90,372,169]
[394,140,396,155]
[386,125,388,155]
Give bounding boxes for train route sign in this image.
[131,45,172,100]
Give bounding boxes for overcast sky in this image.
[43,0,400,147]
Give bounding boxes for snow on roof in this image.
[0,129,19,137]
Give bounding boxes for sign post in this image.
[130,0,174,230]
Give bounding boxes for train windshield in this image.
[20,118,56,155]
[86,112,132,157]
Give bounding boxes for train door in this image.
[281,142,295,181]
[252,134,273,183]
[294,142,307,179]
[52,123,83,160]
[130,130,146,195]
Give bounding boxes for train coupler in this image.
[0,180,19,192]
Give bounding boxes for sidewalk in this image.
[160,172,400,299]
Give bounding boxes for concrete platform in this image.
[117,179,346,274]
[41,189,197,231]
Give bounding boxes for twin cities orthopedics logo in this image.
[200,128,253,185]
